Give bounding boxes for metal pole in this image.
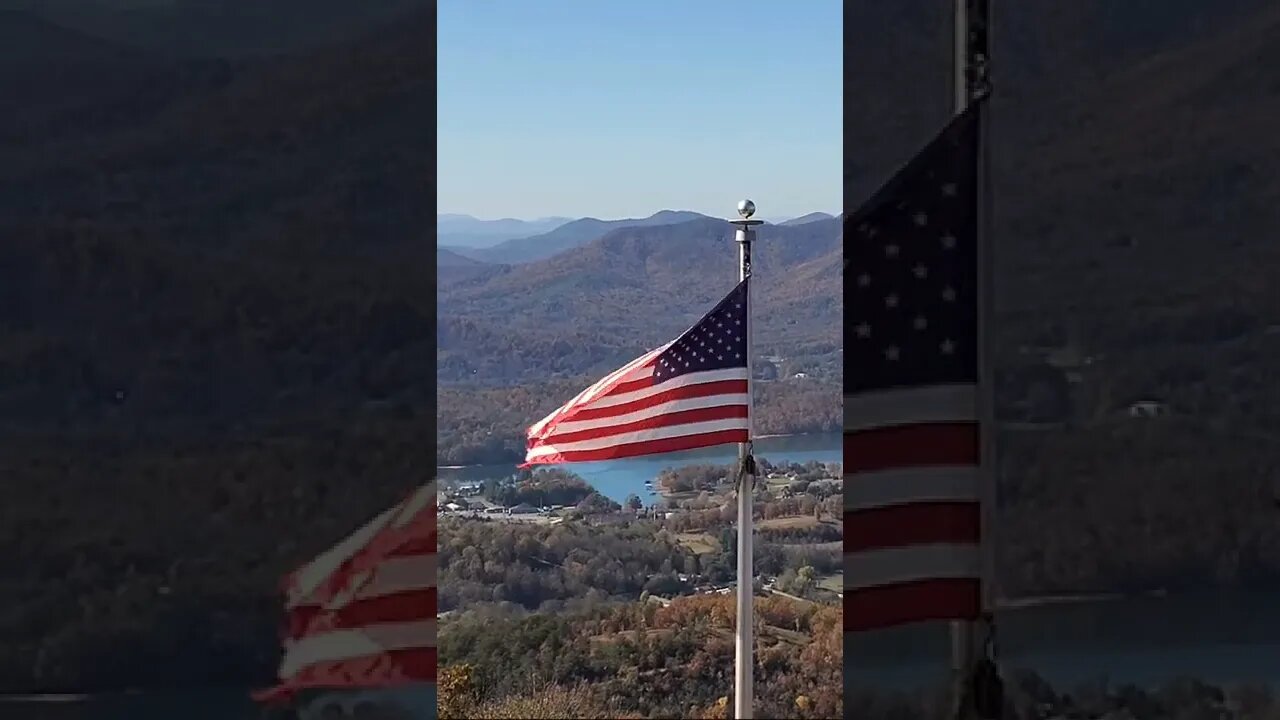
[730,199,762,719]
[954,0,970,114]
[952,2,995,718]
[950,0,974,713]
[973,0,996,630]
[974,6,998,713]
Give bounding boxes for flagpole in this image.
[730,199,762,719]
[952,1,996,718]
[949,0,975,709]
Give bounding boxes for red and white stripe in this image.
[844,383,983,631]
[256,481,437,703]
[523,343,750,466]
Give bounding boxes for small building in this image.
[508,502,539,515]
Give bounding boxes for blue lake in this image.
[848,592,1280,693]
[0,690,260,720]
[0,686,437,720]
[437,432,844,504]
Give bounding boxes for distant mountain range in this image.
[436,247,486,267]
[438,215,841,384]
[436,214,573,249]
[779,212,836,226]
[442,210,714,264]
[438,210,838,262]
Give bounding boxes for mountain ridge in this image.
[437,214,574,249]
[453,210,716,264]
[438,216,842,384]
[780,212,836,226]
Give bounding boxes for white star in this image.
[941,233,956,249]
[717,355,723,360]
[941,339,956,354]
[941,183,957,196]
[885,244,900,258]
[884,346,900,361]
[885,294,899,308]
[857,273,871,287]
[855,322,871,338]
[913,211,928,226]
[913,264,928,279]
[735,353,742,359]
[942,286,956,302]
[913,315,928,330]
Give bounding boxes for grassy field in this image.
[757,515,821,530]
[674,532,720,555]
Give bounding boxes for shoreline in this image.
[997,588,1169,610]
[997,592,1125,610]
[0,694,93,703]
[436,431,838,472]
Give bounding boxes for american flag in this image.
[844,101,986,632]
[255,482,437,704]
[524,279,750,465]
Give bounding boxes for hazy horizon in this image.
[436,209,838,223]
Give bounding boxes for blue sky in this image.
[438,1,841,221]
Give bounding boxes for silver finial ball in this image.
[736,199,756,219]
